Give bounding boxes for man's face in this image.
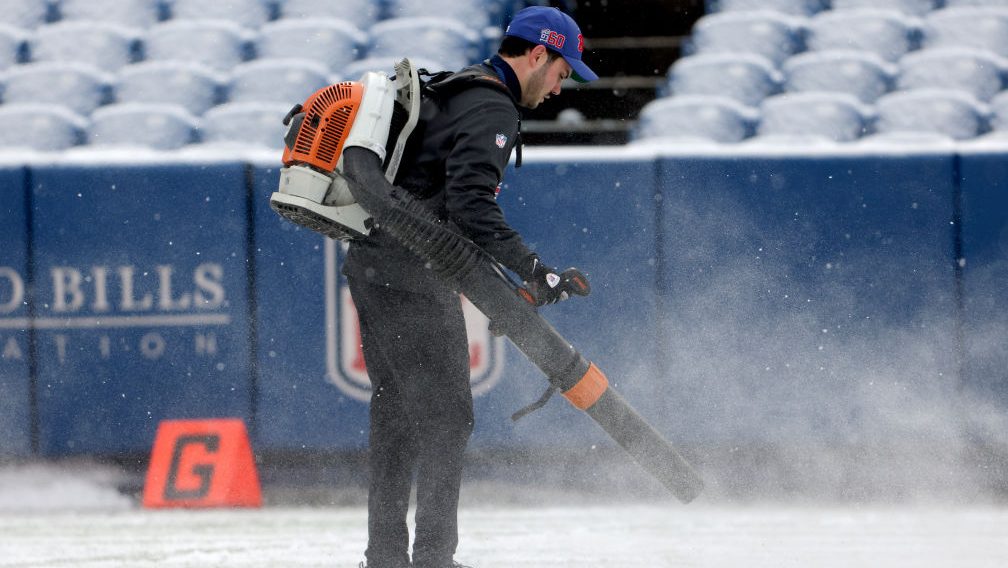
[520,55,572,109]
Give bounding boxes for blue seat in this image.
[227,58,331,104]
[368,17,482,72]
[806,9,917,62]
[634,95,758,144]
[256,19,365,74]
[116,61,222,114]
[922,7,1008,57]
[170,0,272,30]
[0,24,27,70]
[783,50,896,102]
[0,0,48,29]
[706,0,824,17]
[29,22,141,71]
[144,20,251,72]
[199,102,289,148]
[58,0,163,29]
[830,0,938,16]
[88,103,199,149]
[668,53,781,107]
[0,104,87,150]
[898,47,1007,101]
[3,62,113,115]
[756,92,872,142]
[874,88,989,139]
[688,11,805,66]
[279,0,380,29]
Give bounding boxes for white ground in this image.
[2,463,1008,568]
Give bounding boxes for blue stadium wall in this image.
[0,149,1005,457]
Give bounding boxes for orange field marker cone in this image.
[142,418,262,509]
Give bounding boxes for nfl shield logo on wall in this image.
[324,240,504,401]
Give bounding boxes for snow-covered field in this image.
[2,462,1007,568]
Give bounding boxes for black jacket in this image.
[343,60,532,291]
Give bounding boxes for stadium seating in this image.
[0,24,26,70]
[170,0,273,30]
[227,58,332,104]
[634,95,757,143]
[387,0,499,29]
[897,47,1007,101]
[668,53,781,107]
[279,0,381,29]
[29,22,141,71]
[368,17,483,72]
[0,104,87,150]
[783,50,896,103]
[116,61,222,115]
[0,0,49,29]
[706,0,824,16]
[921,7,1008,57]
[756,92,872,142]
[58,0,163,29]
[88,103,200,150]
[200,102,289,148]
[829,0,938,16]
[143,20,252,72]
[874,88,990,139]
[805,9,918,62]
[256,19,366,74]
[687,11,805,66]
[3,62,113,115]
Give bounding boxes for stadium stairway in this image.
[520,0,703,145]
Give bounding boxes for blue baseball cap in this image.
[504,6,598,83]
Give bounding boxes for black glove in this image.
[517,254,591,307]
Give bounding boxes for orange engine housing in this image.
[282,81,364,172]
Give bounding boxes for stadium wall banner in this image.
[0,152,1005,457]
[29,164,254,455]
[0,167,31,456]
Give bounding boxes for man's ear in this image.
[528,44,549,68]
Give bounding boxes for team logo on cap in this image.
[540,28,566,50]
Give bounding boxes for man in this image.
[344,7,598,568]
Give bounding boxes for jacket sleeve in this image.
[441,89,532,273]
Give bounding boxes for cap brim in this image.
[566,57,598,83]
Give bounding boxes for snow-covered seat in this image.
[169,0,273,30]
[368,17,482,72]
[3,62,113,115]
[805,9,918,62]
[634,95,758,144]
[116,61,222,115]
[668,53,781,107]
[143,20,252,72]
[386,0,499,28]
[783,50,896,103]
[921,7,1008,57]
[88,103,199,149]
[688,11,805,66]
[756,92,872,142]
[0,104,87,150]
[874,88,989,139]
[0,0,49,29]
[897,47,1006,101]
[829,0,938,17]
[29,22,141,72]
[59,0,163,29]
[227,58,332,104]
[278,0,380,29]
[255,19,365,74]
[705,0,824,16]
[200,102,288,148]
